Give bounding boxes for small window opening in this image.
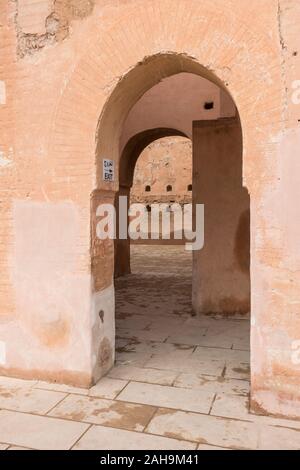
[188,184,192,192]
[166,185,172,192]
[145,185,151,192]
[204,101,214,110]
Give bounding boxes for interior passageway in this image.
[113,245,250,403]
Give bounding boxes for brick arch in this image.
[49,0,283,198]
[47,1,289,415]
[115,127,189,278]
[119,127,188,189]
[95,53,227,187]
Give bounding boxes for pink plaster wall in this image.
[121,73,236,149]
[192,119,250,316]
[0,0,299,418]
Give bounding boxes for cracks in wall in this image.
[277,0,287,52]
[277,0,289,125]
[14,0,95,58]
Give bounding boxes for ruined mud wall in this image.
[131,136,192,205]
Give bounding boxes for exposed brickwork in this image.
[15,0,95,57]
[0,0,299,419]
[0,1,18,315]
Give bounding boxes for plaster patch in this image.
[0,341,6,365]
[292,80,300,105]
[0,81,6,104]
[91,284,115,381]
[0,150,12,167]
[91,284,115,330]
[291,340,300,366]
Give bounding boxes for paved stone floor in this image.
[0,245,300,450]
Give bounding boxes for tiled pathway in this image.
[0,246,299,450]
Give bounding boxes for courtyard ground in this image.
[0,246,299,450]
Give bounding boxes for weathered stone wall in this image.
[131,136,192,205]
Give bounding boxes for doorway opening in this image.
[95,55,250,410]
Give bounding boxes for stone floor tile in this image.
[193,346,249,363]
[117,381,214,414]
[0,385,66,414]
[0,443,9,450]
[35,381,88,395]
[146,354,225,376]
[116,340,157,366]
[210,394,250,420]
[174,373,249,396]
[118,339,192,356]
[73,425,196,450]
[148,316,188,330]
[257,425,300,450]
[251,413,300,430]
[151,349,195,366]
[88,377,128,399]
[144,345,226,376]
[0,410,89,450]
[116,351,153,367]
[117,328,169,343]
[198,444,230,450]
[183,329,235,349]
[211,393,300,434]
[0,376,36,389]
[7,446,31,450]
[108,365,178,386]
[49,394,156,431]
[116,337,132,349]
[146,409,258,450]
[232,336,250,351]
[182,316,221,329]
[166,326,210,347]
[192,346,230,362]
[225,361,251,380]
[116,315,152,331]
[149,341,195,355]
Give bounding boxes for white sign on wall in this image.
[103,159,114,182]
